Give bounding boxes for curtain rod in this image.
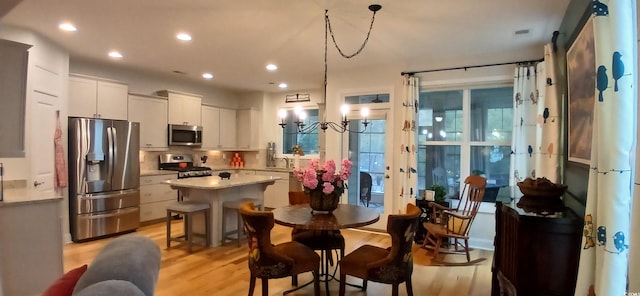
[400,58,544,76]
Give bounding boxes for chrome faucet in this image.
[282,156,291,169]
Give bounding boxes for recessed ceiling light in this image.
[266,64,278,71]
[176,33,192,41]
[202,73,213,79]
[278,83,288,89]
[108,51,123,58]
[59,23,77,32]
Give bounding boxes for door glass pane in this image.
[470,87,513,142]
[418,90,463,142]
[347,119,385,213]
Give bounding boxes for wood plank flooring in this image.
[63,220,494,296]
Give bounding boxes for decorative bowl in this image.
[516,177,568,198]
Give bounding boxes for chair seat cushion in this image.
[339,244,389,279]
[274,241,320,275]
[292,229,345,251]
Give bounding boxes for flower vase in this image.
[293,154,300,168]
[308,191,340,213]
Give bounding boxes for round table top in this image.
[272,204,380,230]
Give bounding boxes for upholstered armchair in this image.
[239,201,320,296]
[338,203,421,296]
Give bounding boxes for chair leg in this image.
[221,207,227,245]
[433,236,443,259]
[362,279,368,291]
[338,274,346,296]
[261,278,268,296]
[291,275,298,286]
[406,277,414,296]
[248,276,256,296]
[166,210,171,249]
[392,283,399,296]
[313,270,320,296]
[237,209,242,247]
[205,210,211,247]
[464,239,471,262]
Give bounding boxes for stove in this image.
[158,154,213,179]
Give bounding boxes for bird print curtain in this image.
[397,74,418,212]
[575,1,636,295]
[509,50,563,197]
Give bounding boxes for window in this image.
[417,86,513,199]
[282,108,319,154]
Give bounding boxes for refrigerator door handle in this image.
[107,126,114,183]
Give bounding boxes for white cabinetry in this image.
[201,105,221,149]
[219,108,237,149]
[201,106,237,149]
[128,94,168,149]
[157,90,202,125]
[236,109,260,149]
[139,174,178,222]
[256,171,290,208]
[69,75,128,120]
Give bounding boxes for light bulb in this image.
[278,109,287,119]
[361,107,369,118]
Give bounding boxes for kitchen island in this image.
[164,174,281,247]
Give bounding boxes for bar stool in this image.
[166,201,211,253]
[221,198,263,247]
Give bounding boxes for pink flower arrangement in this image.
[293,158,352,195]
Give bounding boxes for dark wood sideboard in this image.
[491,201,583,296]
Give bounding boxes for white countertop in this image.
[164,174,281,190]
[141,169,178,177]
[0,187,63,207]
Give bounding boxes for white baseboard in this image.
[470,237,494,251]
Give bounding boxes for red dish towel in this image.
[54,116,68,189]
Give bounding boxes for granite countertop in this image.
[164,174,281,190]
[0,187,63,207]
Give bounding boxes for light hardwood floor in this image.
[63,220,494,296]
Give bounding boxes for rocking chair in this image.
[421,174,487,266]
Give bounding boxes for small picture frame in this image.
[424,190,435,201]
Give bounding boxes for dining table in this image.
[272,203,380,295]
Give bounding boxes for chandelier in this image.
[278,4,382,134]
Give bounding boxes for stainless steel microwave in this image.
[168,124,202,146]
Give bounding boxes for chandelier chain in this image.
[325,9,379,59]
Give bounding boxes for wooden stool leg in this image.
[236,209,242,247]
[221,207,227,245]
[166,210,171,248]
[205,210,211,247]
[187,212,193,253]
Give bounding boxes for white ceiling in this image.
[2,0,570,93]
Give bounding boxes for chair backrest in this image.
[379,203,421,280]
[239,201,294,277]
[360,172,372,201]
[447,175,486,235]
[288,191,310,205]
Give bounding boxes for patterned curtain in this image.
[397,74,418,212]
[510,45,563,196]
[575,1,637,295]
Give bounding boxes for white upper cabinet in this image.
[201,105,221,149]
[236,108,260,149]
[128,94,168,149]
[69,75,128,120]
[157,90,202,126]
[201,106,237,149]
[219,108,237,149]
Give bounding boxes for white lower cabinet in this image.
[140,174,178,222]
[256,171,290,208]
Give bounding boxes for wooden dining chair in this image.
[239,201,320,296]
[338,203,421,296]
[288,191,345,285]
[421,174,487,265]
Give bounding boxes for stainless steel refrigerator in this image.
[68,117,140,242]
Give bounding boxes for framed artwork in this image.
[567,16,595,165]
